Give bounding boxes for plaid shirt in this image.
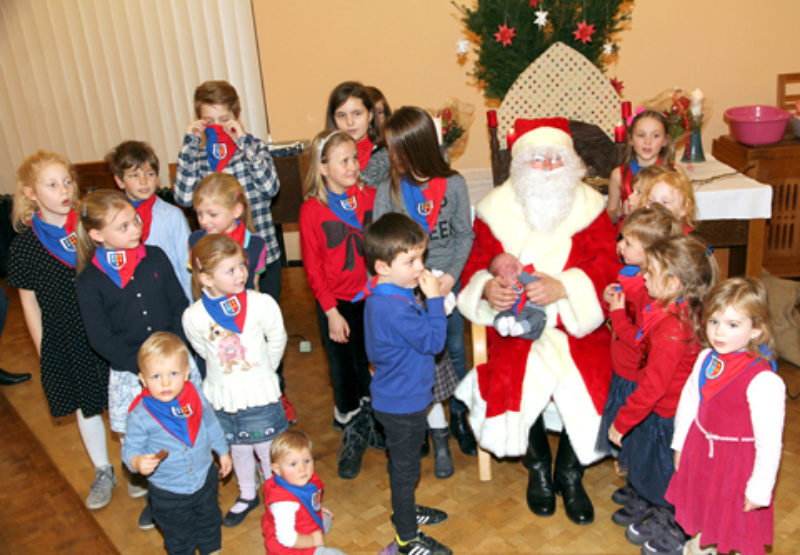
[174,133,281,264]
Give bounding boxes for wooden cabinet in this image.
[712,135,800,277]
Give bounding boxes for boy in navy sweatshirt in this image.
[360,213,451,555]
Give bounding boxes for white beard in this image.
[510,147,585,234]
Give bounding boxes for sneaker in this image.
[281,393,297,424]
[138,500,155,531]
[612,496,653,526]
[626,506,675,546]
[397,531,452,555]
[641,519,689,555]
[86,465,116,510]
[415,505,448,526]
[127,474,148,499]
[612,483,638,505]
[337,412,368,479]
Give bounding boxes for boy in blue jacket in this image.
[360,213,451,555]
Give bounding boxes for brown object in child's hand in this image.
[155,449,169,461]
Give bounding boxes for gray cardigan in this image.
[373,173,474,281]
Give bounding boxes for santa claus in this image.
[455,117,620,525]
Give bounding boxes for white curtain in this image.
[0,0,268,194]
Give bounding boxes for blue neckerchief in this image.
[635,297,683,341]
[352,277,423,312]
[31,211,77,267]
[273,474,324,530]
[619,264,640,278]
[202,290,248,333]
[327,189,362,230]
[401,179,432,232]
[630,158,643,175]
[92,244,145,288]
[138,382,202,447]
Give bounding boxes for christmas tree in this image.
[456,0,632,100]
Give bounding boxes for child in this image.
[608,109,673,224]
[597,206,683,485]
[75,189,198,528]
[488,253,546,341]
[8,151,113,510]
[366,85,392,131]
[621,165,676,219]
[183,234,288,527]
[607,235,717,547]
[299,129,378,479]
[643,166,697,234]
[190,173,266,291]
[262,430,346,555]
[122,332,232,555]
[362,212,451,555]
[106,140,192,301]
[664,278,785,555]
[374,106,477,472]
[326,81,390,188]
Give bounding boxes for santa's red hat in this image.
[511,117,573,157]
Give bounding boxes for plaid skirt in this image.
[432,349,458,403]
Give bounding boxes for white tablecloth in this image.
[679,156,772,221]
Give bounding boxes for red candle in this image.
[486,110,498,128]
[506,129,517,149]
[621,101,632,121]
[614,124,626,143]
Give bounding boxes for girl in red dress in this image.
[666,278,784,555]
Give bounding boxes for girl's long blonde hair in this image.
[702,277,776,359]
[303,130,364,206]
[192,173,255,232]
[13,150,80,231]
[190,233,247,300]
[646,235,718,338]
[75,189,135,273]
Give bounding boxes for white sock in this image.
[427,402,447,429]
[495,317,511,336]
[509,321,525,336]
[76,408,111,469]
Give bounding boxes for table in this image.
[678,156,773,277]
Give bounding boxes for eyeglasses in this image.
[530,155,563,166]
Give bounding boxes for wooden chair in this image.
[777,72,800,113]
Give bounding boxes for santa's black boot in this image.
[522,416,555,516]
[553,432,594,525]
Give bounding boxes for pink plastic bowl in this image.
[724,105,791,146]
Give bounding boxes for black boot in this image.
[420,430,430,457]
[449,411,477,456]
[553,432,594,525]
[429,428,454,479]
[522,416,555,517]
[337,409,368,479]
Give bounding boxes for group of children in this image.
[7,78,787,555]
[595,108,786,555]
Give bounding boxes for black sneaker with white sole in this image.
[397,531,452,555]
[415,505,448,526]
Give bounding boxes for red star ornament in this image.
[494,23,516,47]
[573,20,595,44]
[529,0,541,6]
[610,77,624,95]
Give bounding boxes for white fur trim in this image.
[454,329,606,465]
[456,269,496,326]
[553,267,606,338]
[512,127,573,157]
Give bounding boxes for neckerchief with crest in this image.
[272,474,324,529]
[223,219,248,247]
[356,135,374,171]
[327,187,365,230]
[635,299,683,343]
[202,290,248,333]
[129,381,203,447]
[698,346,777,404]
[510,266,536,315]
[31,210,78,267]
[402,177,447,233]
[131,195,156,243]
[204,124,237,172]
[92,244,146,288]
[352,276,423,312]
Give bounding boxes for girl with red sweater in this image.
[607,235,717,551]
[299,130,377,480]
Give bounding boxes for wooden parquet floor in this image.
[2,270,800,554]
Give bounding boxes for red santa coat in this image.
[454,181,620,464]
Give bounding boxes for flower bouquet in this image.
[643,87,712,161]
[430,99,475,161]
